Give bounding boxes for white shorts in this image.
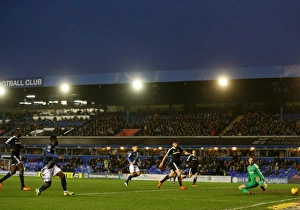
[129,164,140,173]
[41,165,62,182]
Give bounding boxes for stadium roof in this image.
[1,65,300,108]
[0,65,300,88]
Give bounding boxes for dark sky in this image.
[1,0,300,79]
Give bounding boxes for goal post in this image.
[0,155,11,170]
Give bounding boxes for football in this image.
[291,187,298,195]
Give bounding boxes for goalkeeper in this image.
[238,157,268,195]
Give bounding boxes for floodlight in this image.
[218,77,228,86]
[0,87,4,95]
[132,80,142,90]
[61,84,69,92]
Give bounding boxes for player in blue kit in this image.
[35,135,74,196]
[124,146,140,186]
[0,128,30,191]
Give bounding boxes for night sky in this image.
[1,0,300,80]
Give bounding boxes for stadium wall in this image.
[1,136,300,148]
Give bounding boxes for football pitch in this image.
[0,176,299,210]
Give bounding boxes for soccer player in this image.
[238,156,268,195]
[157,140,190,190]
[35,135,74,196]
[185,149,199,187]
[124,145,140,186]
[0,128,30,191]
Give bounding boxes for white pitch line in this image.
[77,192,245,203]
[222,197,300,210]
[77,186,236,196]
[77,188,178,196]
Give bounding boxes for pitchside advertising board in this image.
[78,173,232,182]
[0,171,295,184]
[37,171,83,179]
[0,171,82,178]
[119,174,232,182]
[83,173,120,179]
[231,176,288,184]
[0,171,38,177]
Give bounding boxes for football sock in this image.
[61,176,67,191]
[126,175,133,183]
[39,183,50,192]
[0,172,12,182]
[19,172,25,187]
[193,178,197,185]
[178,176,183,187]
[161,175,170,183]
[240,188,249,194]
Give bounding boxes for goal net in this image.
[0,156,11,171]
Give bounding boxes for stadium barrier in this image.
[0,170,81,178]
[1,170,298,185]
[36,171,83,179]
[232,176,288,184]
[0,171,38,177]
[288,178,300,184]
[120,174,231,183]
[82,173,120,179]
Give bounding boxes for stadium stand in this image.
[2,105,300,179]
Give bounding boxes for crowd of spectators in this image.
[16,154,300,179]
[2,105,300,137]
[0,109,93,136]
[0,107,236,136]
[86,155,155,174]
[3,105,300,180]
[61,156,84,172]
[133,111,234,136]
[223,112,300,136]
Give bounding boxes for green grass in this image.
[0,176,299,210]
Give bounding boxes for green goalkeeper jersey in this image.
[247,163,265,182]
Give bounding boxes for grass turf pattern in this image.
[0,177,298,210]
